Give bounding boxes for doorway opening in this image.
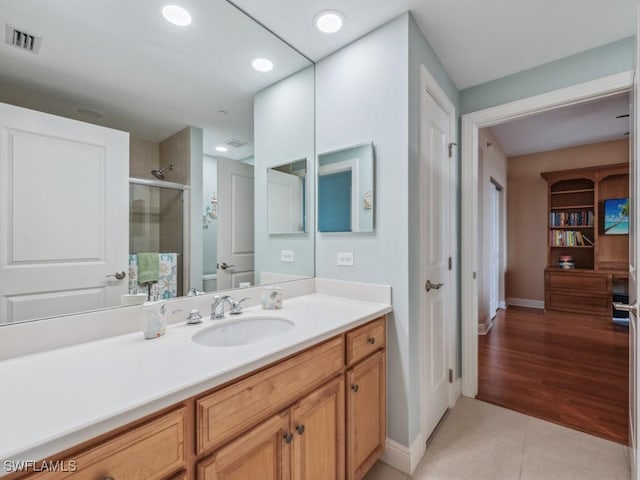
[463,73,632,446]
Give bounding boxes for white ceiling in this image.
[0,0,311,158]
[232,0,636,89]
[0,0,635,161]
[489,93,630,157]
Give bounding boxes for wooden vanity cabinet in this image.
[345,318,386,480]
[14,317,386,480]
[197,376,346,480]
[19,407,187,480]
[197,411,292,480]
[291,376,345,480]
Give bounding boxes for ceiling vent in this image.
[226,139,249,149]
[5,25,42,53]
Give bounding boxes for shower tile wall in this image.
[159,127,191,185]
[130,137,160,178]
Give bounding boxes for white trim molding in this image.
[380,435,426,475]
[506,297,545,309]
[478,316,494,335]
[460,70,633,399]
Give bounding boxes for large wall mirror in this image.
[0,0,315,324]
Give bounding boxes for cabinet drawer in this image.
[346,318,385,366]
[31,408,186,480]
[197,336,344,454]
[546,291,611,316]
[545,272,611,292]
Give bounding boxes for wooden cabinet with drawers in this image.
[344,317,386,480]
[12,316,387,480]
[542,163,629,316]
[20,408,187,480]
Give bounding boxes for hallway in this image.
[478,307,629,444]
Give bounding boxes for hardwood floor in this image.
[478,306,629,444]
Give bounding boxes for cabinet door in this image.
[346,351,386,480]
[291,376,345,480]
[197,411,291,480]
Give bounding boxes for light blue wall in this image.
[316,13,410,445]
[316,11,461,449]
[202,154,218,275]
[408,13,460,446]
[254,66,315,282]
[460,37,635,114]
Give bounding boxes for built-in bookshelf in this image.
[545,176,596,269]
[541,163,629,317]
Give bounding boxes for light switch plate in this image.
[337,252,354,266]
[281,250,295,263]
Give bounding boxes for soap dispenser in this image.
[142,300,167,339]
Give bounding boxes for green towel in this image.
[137,253,159,284]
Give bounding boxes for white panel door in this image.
[267,169,303,234]
[0,102,129,323]
[489,183,500,317]
[217,159,255,289]
[421,87,453,439]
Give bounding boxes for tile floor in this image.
[364,397,629,480]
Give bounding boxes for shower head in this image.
[151,164,174,180]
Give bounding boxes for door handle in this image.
[219,262,235,271]
[425,280,444,292]
[613,302,639,316]
[106,271,126,280]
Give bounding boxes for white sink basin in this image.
[192,316,295,347]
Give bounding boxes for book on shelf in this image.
[549,229,594,247]
[549,210,593,227]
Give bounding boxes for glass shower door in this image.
[129,182,184,297]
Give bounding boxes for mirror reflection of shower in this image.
[151,164,174,180]
[129,179,186,299]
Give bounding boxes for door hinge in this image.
[448,257,452,270]
[448,369,453,383]
[448,142,458,158]
[473,271,477,280]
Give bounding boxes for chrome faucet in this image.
[211,295,250,320]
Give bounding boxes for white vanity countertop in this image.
[0,293,391,471]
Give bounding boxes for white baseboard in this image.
[450,378,462,407]
[380,435,426,475]
[506,297,544,309]
[478,315,493,335]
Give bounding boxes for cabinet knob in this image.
[283,432,294,443]
[295,424,305,435]
[352,384,359,393]
[367,336,376,345]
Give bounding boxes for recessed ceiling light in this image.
[216,145,228,152]
[315,10,344,34]
[251,58,274,72]
[162,5,192,26]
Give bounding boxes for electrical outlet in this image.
[281,250,295,263]
[337,252,354,266]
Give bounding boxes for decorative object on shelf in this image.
[558,255,575,269]
[203,193,218,229]
[363,190,373,210]
[261,286,283,309]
